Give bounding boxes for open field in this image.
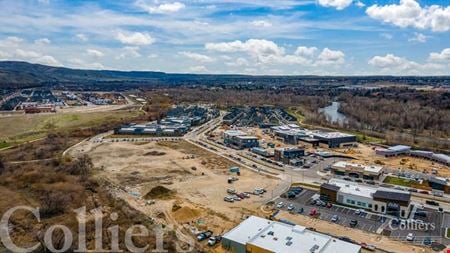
[70,139,281,236]
[0,109,142,145]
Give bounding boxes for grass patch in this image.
[383,176,431,190]
[0,109,142,145]
[0,142,10,149]
[286,107,305,122]
[447,228,450,239]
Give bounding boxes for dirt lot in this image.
[334,144,450,177]
[71,139,281,235]
[276,211,433,253]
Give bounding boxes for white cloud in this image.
[34,38,51,45]
[116,46,141,59]
[38,0,50,4]
[13,49,61,66]
[189,65,207,73]
[179,51,215,63]
[428,48,450,62]
[355,1,365,8]
[380,33,393,40]
[317,0,353,10]
[366,0,450,32]
[116,31,155,46]
[0,36,23,47]
[76,33,88,42]
[294,46,318,57]
[369,53,446,74]
[205,39,285,60]
[86,49,105,58]
[317,48,345,65]
[250,20,272,28]
[226,57,249,67]
[135,1,185,14]
[408,32,428,43]
[68,58,104,69]
[148,53,158,58]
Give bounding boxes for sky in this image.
[0,0,449,75]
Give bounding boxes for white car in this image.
[355,209,361,215]
[276,202,285,208]
[406,233,415,241]
[287,204,295,211]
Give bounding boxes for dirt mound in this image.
[144,186,174,199]
[172,206,201,223]
[144,150,166,156]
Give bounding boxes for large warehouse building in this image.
[312,131,357,148]
[320,179,413,219]
[222,216,361,253]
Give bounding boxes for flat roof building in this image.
[224,130,259,150]
[375,145,411,157]
[222,216,361,253]
[320,179,412,219]
[274,147,305,164]
[312,131,357,148]
[330,161,384,181]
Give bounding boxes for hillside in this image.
[0,61,449,89]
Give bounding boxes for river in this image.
[318,101,348,125]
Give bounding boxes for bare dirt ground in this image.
[334,144,450,177]
[277,211,433,253]
[71,139,281,236]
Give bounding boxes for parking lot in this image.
[274,189,387,234]
[275,189,448,246]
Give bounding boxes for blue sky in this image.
[0,0,449,75]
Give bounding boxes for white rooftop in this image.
[329,178,377,199]
[223,216,361,253]
[332,161,383,174]
[313,131,355,139]
[224,130,247,137]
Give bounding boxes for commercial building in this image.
[115,122,189,136]
[320,179,412,218]
[330,161,384,181]
[224,130,259,149]
[376,145,449,166]
[222,216,361,253]
[271,124,309,145]
[274,147,305,164]
[375,145,411,157]
[312,131,357,148]
[251,147,274,157]
[428,176,450,194]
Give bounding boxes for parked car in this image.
[326,202,333,208]
[297,207,304,214]
[276,202,285,208]
[339,236,353,243]
[309,208,318,216]
[423,237,431,246]
[349,219,358,227]
[287,204,295,211]
[208,236,222,246]
[197,230,213,241]
[406,233,415,241]
[227,189,236,194]
[360,243,376,251]
[224,196,234,203]
[355,209,362,215]
[331,215,339,222]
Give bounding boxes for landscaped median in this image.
[383,175,432,190]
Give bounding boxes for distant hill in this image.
[0,61,448,89]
